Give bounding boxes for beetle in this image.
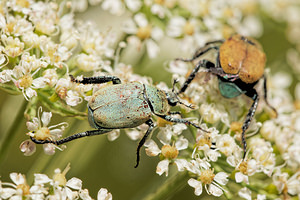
[176,34,277,158]
[31,75,205,167]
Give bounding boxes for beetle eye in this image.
[168,99,177,106]
[166,91,178,106]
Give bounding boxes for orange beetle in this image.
[177,34,277,158]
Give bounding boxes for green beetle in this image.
[176,34,277,158]
[31,75,205,167]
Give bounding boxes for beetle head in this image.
[166,79,194,109]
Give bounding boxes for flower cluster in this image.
[1,0,300,199]
[0,164,112,200]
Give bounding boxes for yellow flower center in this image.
[16,183,30,196]
[19,74,33,89]
[136,25,152,40]
[197,136,211,148]
[16,0,30,8]
[154,0,164,4]
[230,121,243,133]
[53,163,71,186]
[56,87,68,100]
[223,8,234,18]
[157,117,173,127]
[294,100,300,110]
[35,127,50,140]
[161,144,179,159]
[199,169,215,185]
[238,161,248,175]
[183,22,195,36]
[6,22,16,34]
[53,173,67,186]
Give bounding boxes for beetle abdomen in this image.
[219,34,266,84]
[218,78,246,98]
[89,82,152,128]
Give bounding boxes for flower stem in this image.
[0,99,28,164]
[142,171,189,200]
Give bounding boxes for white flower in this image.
[248,138,275,176]
[238,187,252,200]
[76,53,102,72]
[12,64,47,100]
[30,1,58,35]
[1,35,24,57]
[97,188,113,200]
[145,136,188,176]
[1,15,34,36]
[125,0,142,12]
[76,21,116,58]
[188,170,228,197]
[0,69,13,83]
[122,13,163,58]
[23,107,67,155]
[0,165,112,199]
[272,167,300,197]
[216,134,240,157]
[200,103,230,125]
[0,173,31,199]
[101,0,125,16]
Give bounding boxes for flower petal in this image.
[145,139,161,156]
[97,188,112,200]
[175,136,188,150]
[208,183,223,197]
[188,178,202,196]
[156,160,169,176]
[214,172,228,185]
[66,177,82,190]
[10,173,25,185]
[34,174,52,184]
[41,112,52,127]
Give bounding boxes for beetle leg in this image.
[70,75,121,85]
[155,114,208,132]
[135,119,154,168]
[178,59,215,94]
[263,75,278,118]
[176,46,220,62]
[30,129,113,145]
[176,40,223,62]
[242,89,259,159]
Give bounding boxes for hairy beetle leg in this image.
[175,40,223,63]
[30,129,113,145]
[135,119,154,168]
[179,59,216,94]
[70,75,121,85]
[242,89,259,159]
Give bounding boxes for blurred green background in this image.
[0,4,296,200]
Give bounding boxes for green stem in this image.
[0,99,28,164]
[142,171,190,200]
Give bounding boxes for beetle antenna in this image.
[172,79,179,92]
